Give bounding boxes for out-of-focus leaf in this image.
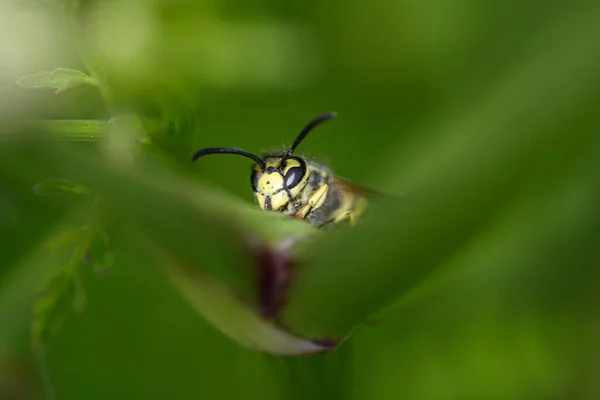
[132,82,197,154]
[0,174,73,280]
[44,226,87,252]
[282,6,600,338]
[16,68,99,94]
[0,131,320,352]
[104,115,145,166]
[86,228,114,275]
[31,268,85,351]
[0,212,82,343]
[33,178,88,197]
[153,239,333,355]
[370,127,600,324]
[30,223,92,351]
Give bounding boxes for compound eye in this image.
[284,166,304,189]
[251,170,259,191]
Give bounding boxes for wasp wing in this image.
[331,176,396,200]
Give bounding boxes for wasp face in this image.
[251,156,308,211]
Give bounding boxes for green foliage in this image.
[33,178,88,197]
[1,0,600,399]
[16,68,99,95]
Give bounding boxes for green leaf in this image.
[31,269,84,350]
[6,2,599,349]
[281,6,600,338]
[86,228,114,275]
[31,227,91,350]
[45,227,87,252]
[0,209,85,345]
[16,68,100,94]
[33,178,88,197]
[156,241,334,355]
[0,132,320,353]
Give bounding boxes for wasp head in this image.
[251,156,308,211]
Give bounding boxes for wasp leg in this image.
[338,197,368,226]
[294,184,329,220]
[332,210,356,225]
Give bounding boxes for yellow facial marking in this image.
[257,173,284,193]
[252,156,309,212]
[255,192,266,209]
[282,158,302,174]
[254,182,290,211]
[270,190,290,211]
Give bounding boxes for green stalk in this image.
[32,119,109,141]
[266,337,354,399]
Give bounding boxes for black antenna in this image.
[191,147,266,169]
[283,111,337,161]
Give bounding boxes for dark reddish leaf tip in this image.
[257,244,295,318]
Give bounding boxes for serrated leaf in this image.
[44,227,87,253]
[16,68,100,94]
[31,242,88,350]
[86,229,114,275]
[31,271,84,351]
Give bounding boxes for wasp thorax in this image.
[251,156,309,212]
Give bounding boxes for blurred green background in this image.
[1,0,600,399]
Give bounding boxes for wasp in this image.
[191,112,370,229]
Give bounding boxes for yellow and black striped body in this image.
[192,112,369,229]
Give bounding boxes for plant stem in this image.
[34,349,57,400]
[266,338,354,399]
[33,119,109,141]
